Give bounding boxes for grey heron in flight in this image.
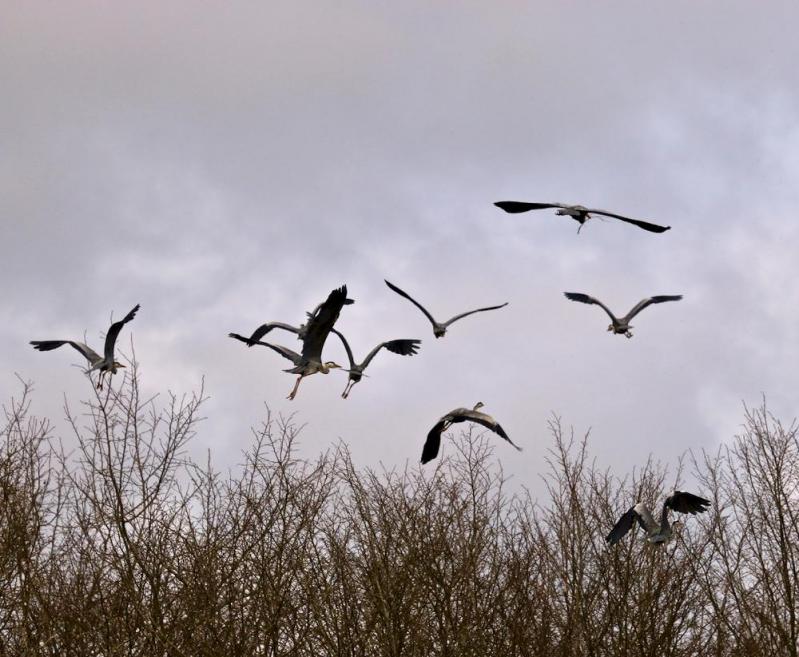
[494,201,671,234]
[30,304,140,389]
[229,285,352,399]
[607,490,711,545]
[564,292,682,338]
[330,329,421,398]
[421,402,521,464]
[385,280,508,338]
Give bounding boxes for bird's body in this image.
[494,201,671,234]
[331,329,421,398]
[607,490,711,545]
[30,304,140,389]
[421,402,521,464]
[564,292,682,338]
[229,285,352,399]
[385,280,507,338]
[229,337,339,377]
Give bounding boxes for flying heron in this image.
[607,490,711,545]
[229,285,352,400]
[494,201,671,234]
[330,329,421,398]
[385,279,508,338]
[564,292,682,338]
[30,304,140,389]
[421,402,521,464]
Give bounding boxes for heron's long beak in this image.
[337,368,367,376]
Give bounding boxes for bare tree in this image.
[1,364,797,657]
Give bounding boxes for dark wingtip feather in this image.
[334,284,354,305]
[420,441,438,464]
[420,423,444,464]
[606,507,637,545]
[30,340,63,352]
[637,223,671,233]
[667,490,712,515]
[564,292,592,303]
[494,201,528,213]
[385,339,422,356]
[123,304,141,323]
[495,423,522,451]
[228,333,252,345]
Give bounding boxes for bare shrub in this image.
[694,403,799,657]
[0,368,796,656]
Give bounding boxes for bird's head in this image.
[112,361,126,372]
[671,520,685,535]
[607,324,614,332]
[473,401,485,411]
[322,361,341,373]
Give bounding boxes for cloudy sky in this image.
[2,2,797,491]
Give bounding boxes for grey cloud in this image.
[2,1,798,493]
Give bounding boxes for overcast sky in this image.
[2,1,798,493]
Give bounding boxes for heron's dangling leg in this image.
[287,375,303,400]
[341,374,358,399]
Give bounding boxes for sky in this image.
[2,1,798,494]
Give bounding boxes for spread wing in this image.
[494,201,565,213]
[104,304,140,363]
[360,338,421,370]
[563,292,619,323]
[587,208,671,233]
[664,490,711,515]
[421,417,450,464]
[330,328,356,369]
[228,333,302,365]
[302,285,352,362]
[607,506,648,545]
[442,303,508,328]
[459,409,522,451]
[30,340,102,365]
[623,295,683,322]
[384,279,438,327]
[243,322,303,346]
